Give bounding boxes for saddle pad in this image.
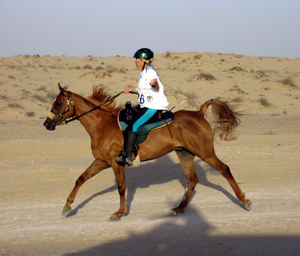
[118,110,173,144]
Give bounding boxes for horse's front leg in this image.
[109,163,127,221]
[62,159,110,216]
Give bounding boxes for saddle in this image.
[117,102,173,144]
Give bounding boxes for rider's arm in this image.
[123,87,138,93]
[149,78,159,92]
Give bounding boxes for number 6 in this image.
[139,94,145,104]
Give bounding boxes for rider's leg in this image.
[115,108,157,166]
[126,108,157,165]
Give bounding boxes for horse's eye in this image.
[55,101,63,108]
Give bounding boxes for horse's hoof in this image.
[62,206,72,216]
[245,200,252,211]
[168,210,178,217]
[109,215,120,222]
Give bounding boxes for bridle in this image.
[51,90,124,125]
[50,91,75,125]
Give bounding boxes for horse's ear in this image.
[58,83,63,92]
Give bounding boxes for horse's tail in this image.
[200,99,242,141]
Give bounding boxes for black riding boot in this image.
[125,131,137,166]
[115,132,138,166]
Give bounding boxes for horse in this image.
[43,83,252,221]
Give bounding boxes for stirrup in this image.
[115,154,140,167]
[114,156,127,166]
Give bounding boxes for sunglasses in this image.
[135,58,142,62]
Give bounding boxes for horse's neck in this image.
[73,94,96,114]
[72,94,107,132]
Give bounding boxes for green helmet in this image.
[133,48,154,61]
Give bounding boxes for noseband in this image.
[51,91,75,125]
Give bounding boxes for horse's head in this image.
[43,83,75,130]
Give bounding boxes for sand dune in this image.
[1,52,299,119]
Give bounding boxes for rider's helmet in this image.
[133,48,154,65]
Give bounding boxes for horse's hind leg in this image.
[171,148,199,216]
[204,154,252,211]
[62,159,110,216]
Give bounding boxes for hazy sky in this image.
[1,0,299,58]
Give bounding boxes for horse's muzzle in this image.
[43,119,56,130]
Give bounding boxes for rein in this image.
[53,91,124,125]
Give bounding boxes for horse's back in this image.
[172,109,209,128]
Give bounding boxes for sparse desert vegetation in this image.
[258,97,272,107]
[278,76,298,89]
[187,72,216,82]
[0,52,299,119]
[168,89,200,108]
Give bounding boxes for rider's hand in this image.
[150,79,158,87]
[123,87,133,93]
[150,79,159,91]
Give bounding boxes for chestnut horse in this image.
[43,84,252,221]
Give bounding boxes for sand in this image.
[0,52,299,255]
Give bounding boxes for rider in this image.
[115,48,170,166]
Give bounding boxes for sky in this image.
[1,0,300,59]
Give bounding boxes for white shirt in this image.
[137,66,170,110]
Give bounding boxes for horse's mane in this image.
[87,86,123,114]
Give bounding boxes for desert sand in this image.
[0,52,299,255]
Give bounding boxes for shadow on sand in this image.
[66,153,243,218]
[64,205,298,256]
[63,155,299,255]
